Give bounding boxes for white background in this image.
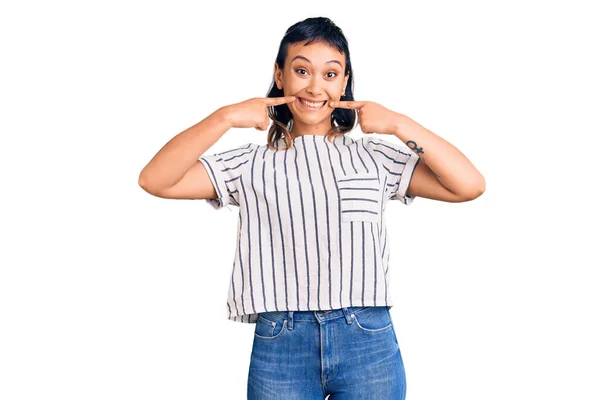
[1,1,598,399]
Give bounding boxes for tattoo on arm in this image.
[406,140,424,155]
[405,139,439,179]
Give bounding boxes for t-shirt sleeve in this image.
[198,142,258,210]
[367,136,421,205]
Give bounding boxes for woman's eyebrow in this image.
[291,55,342,68]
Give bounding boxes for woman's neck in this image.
[290,120,333,137]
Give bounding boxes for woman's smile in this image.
[296,97,328,111]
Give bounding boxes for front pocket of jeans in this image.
[254,315,288,340]
[337,172,381,223]
[351,307,393,333]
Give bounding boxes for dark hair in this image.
[266,17,356,150]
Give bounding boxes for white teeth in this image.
[300,98,325,108]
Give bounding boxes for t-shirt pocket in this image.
[337,172,381,223]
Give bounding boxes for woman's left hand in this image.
[329,100,399,135]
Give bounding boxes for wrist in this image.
[391,113,408,137]
[215,106,234,129]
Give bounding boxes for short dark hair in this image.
[266,17,356,150]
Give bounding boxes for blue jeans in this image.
[247,306,406,399]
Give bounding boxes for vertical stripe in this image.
[239,174,255,315]
[234,213,242,315]
[361,222,366,306]
[273,148,289,310]
[370,223,377,304]
[248,151,266,312]
[261,147,278,311]
[283,149,300,309]
[323,135,343,310]
[350,222,354,304]
[293,141,311,309]
[312,135,332,309]
[343,135,359,174]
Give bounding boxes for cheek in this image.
[325,86,343,100]
[281,75,300,90]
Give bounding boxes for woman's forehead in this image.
[286,41,345,68]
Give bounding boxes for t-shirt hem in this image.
[397,153,421,205]
[198,157,230,210]
[227,300,395,324]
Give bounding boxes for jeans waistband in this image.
[259,306,391,327]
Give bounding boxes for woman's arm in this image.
[138,107,231,197]
[327,100,485,203]
[139,96,295,200]
[392,114,486,202]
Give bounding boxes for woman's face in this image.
[275,41,349,134]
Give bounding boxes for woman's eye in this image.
[295,69,337,78]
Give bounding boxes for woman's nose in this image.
[306,78,324,96]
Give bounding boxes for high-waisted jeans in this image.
[247,306,406,399]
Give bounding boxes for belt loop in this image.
[342,307,353,324]
[287,311,294,330]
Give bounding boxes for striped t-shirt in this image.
[199,133,420,323]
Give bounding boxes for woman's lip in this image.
[296,97,327,111]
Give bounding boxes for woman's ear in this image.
[274,63,283,90]
[342,74,349,94]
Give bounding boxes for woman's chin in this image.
[290,109,333,123]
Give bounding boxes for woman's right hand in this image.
[222,96,296,130]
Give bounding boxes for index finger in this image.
[328,100,366,109]
[264,96,297,106]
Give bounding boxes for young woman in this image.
[139,16,484,400]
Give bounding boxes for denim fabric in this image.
[247,306,406,399]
